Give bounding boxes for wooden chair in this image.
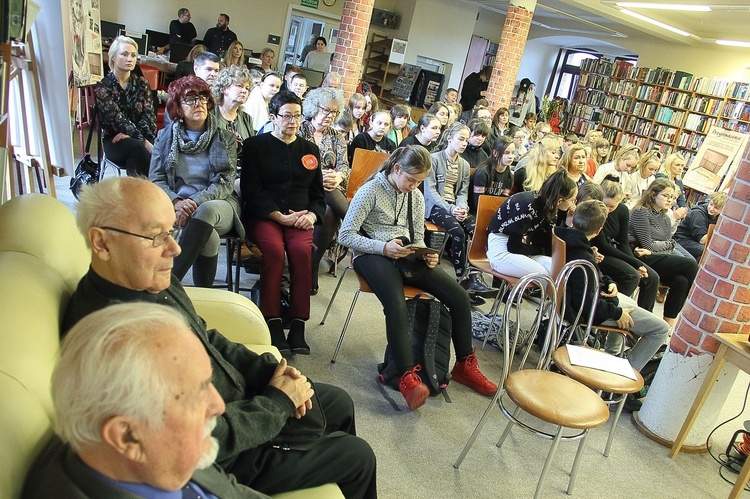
[549,228,644,458]
[454,273,610,498]
[139,64,166,130]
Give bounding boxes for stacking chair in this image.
[454,273,610,498]
[549,229,644,457]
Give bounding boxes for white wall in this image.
[516,39,559,100]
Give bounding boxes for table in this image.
[669,333,750,498]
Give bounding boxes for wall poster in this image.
[69,0,102,86]
[682,126,749,194]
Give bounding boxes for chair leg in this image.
[604,394,627,457]
[225,239,234,292]
[496,405,521,448]
[567,429,592,495]
[234,239,242,294]
[536,426,564,499]
[454,389,503,469]
[330,289,360,364]
[482,283,507,350]
[320,266,351,325]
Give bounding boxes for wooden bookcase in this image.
[361,33,402,98]
[567,58,750,165]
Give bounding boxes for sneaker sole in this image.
[402,385,430,411]
[451,372,497,396]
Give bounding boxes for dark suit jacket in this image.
[22,437,269,498]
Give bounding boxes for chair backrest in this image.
[139,64,160,91]
[346,149,389,202]
[470,195,505,263]
[698,223,716,266]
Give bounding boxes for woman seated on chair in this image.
[561,142,590,188]
[674,191,727,262]
[399,113,442,153]
[626,150,660,209]
[95,35,157,177]
[212,66,255,160]
[241,91,325,356]
[149,76,241,288]
[297,87,349,295]
[471,135,514,210]
[339,146,497,411]
[347,110,397,165]
[511,134,562,194]
[628,178,699,327]
[487,169,577,278]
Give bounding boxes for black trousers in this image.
[427,205,475,277]
[103,136,151,177]
[229,383,377,499]
[638,253,698,319]
[598,256,659,312]
[353,253,473,373]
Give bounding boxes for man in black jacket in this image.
[556,200,668,372]
[169,8,197,45]
[459,66,491,111]
[203,13,237,57]
[63,177,377,498]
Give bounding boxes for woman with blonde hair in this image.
[561,142,589,188]
[592,144,640,201]
[655,152,689,220]
[223,40,245,68]
[512,134,562,193]
[627,150,661,208]
[174,43,206,79]
[585,137,610,178]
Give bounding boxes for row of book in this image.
[660,89,691,109]
[636,84,663,102]
[685,96,723,115]
[655,107,685,126]
[602,109,627,129]
[650,124,679,143]
[720,100,750,121]
[632,101,657,119]
[677,131,707,150]
[691,76,733,97]
[683,114,715,133]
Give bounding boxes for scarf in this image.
[166,112,217,172]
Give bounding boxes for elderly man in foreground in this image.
[62,177,376,498]
[24,303,268,498]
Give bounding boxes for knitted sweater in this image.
[424,150,470,216]
[628,206,675,254]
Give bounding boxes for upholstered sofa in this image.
[0,193,342,499]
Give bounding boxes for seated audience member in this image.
[345,93,368,143]
[447,102,463,127]
[428,101,450,129]
[213,66,255,159]
[563,132,579,151]
[297,87,349,295]
[489,106,512,146]
[509,78,538,128]
[458,98,488,125]
[674,191,727,261]
[323,71,342,89]
[249,68,263,87]
[64,177,375,497]
[281,65,302,92]
[510,126,528,166]
[289,73,308,99]
[487,169,577,277]
[169,7,196,45]
[400,113,441,152]
[512,134,562,194]
[592,178,659,312]
[655,152,689,221]
[174,43,206,79]
[459,118,490,169]
[241,91,325,355]
[25,303,270,498]
[194,51,221,85]
[629,178,699,326]
[339,146,497,411]
[303,37,331,72]
[558,200,668,374]
[425,122,494,297]
[243,71,282,133]
[582,128,604,158]
[203,13,237,57]
[150,76,241,288]
[592,144,640,201]
[386,104,412,146]
[362,92,379,129]
[334,109,355,137]
[444,87,459,104]
[471,135,514,210]
[561,142,589,188]
[348,110,396,165]
[259,47,276,73]
[520,112,537,137]
[224,40,245,68]
[95,36,156,177]
[585,137,609,178]
[627,150,660,209]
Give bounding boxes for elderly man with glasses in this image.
[63,176,376,498]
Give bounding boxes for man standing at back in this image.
[63,177,377,498]
[203,13,237,57]
[169,8,196,45]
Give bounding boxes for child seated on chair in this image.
[674,191,727,262]
[555,200,669,372]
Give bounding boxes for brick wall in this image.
[485,2,535,112]
[331,0,375,99]
[670,144,750,356]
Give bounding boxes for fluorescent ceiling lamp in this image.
[615,2,711,11]
[619,8,692,36]
[717,39,750,48]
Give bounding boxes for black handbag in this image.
[70,119,100,200]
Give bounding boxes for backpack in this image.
[378,295,453,401]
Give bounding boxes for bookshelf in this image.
[567,59,750,165]
[361,33,402,99]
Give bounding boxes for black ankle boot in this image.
[267,318,291,356]
[172,218,215,280]
[192,254,218,288]
[287,319,310,355]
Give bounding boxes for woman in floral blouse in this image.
[94,36,156,176]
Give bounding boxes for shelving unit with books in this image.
[567,58,750,165]
[362,33,402,99]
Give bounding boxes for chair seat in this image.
[468,257,520,286]
[552,346,644,394]
[580,323,634,341]
[355,271,426,298]
[505,370,610,429]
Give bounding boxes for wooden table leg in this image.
[669,344,728,458]
[729,450,750,498]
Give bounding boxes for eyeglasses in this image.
[658,193,676,201]
[100,226,181,247]
[275,113,303,123]
[182,95,209,107]
[318,105,340,118]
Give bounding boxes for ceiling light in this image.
[615,2,711,11]
[619,8,692,36]
[717,39,750,48]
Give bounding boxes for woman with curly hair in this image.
[212,65,254,158]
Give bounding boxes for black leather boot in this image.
[172,218,214,280]
[267,318,291,356]
[287,319,310,355]
[192,254,218,288]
